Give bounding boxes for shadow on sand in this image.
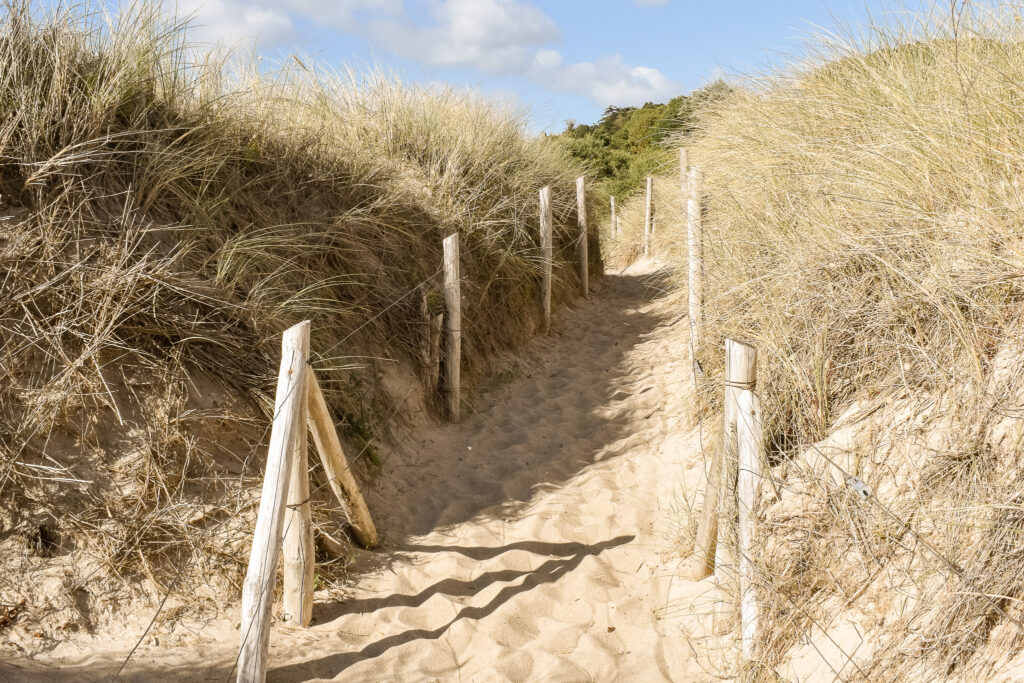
[270,535,634,681]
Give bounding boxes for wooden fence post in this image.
[443,233,461,422]
[610,196,617,238]
[539,186,553,333]
[283,360,314,627]
[714,338,757,634]
[576,176,589,297]
[686,163,704,379]
[643,176,653,258]
[418,286,443,403]
[736,385,762,661]
[305,367,378,549]
[238,320,310,683]
[685,338,757,585]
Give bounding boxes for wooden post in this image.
[737,386,762,661]
[643,176,653,258]
[687,164,703,379]
[539,186,552,333]
[443,233,461,422]
[418,285,443,402]
[715,338,757,634]
[610,196,617,238]
[283,360,314,627]
[685,338,757,582]
[305,367,378,549]
[238,321,310,683]
[576,176,588,297]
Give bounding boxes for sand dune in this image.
[8,261,719,682]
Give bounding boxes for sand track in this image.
[8,261,716,682]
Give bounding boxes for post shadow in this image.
[270,535,634,681]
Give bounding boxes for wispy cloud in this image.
[367,0,560,74]
[170,0,296,47]
[530,50,678,105]
[167,0,681,106]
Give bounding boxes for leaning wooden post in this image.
[283,356,314,627]
[305,367,378,549]
[238,321,310,683]
[643,176,653,257]
[610,196,617,238]
[576,176,589,297]
[539,186,553,333]
[714,338,757,634]
[443,233,461,422]
[685,411,722,579]
[736,384,762,661]
[686,163,704,379]
[686,337,757,583]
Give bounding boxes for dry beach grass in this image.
[0,0,598,649]
[647,2,1024,678]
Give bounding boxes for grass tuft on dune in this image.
[605,1,1024,677]
[0,0,595,636]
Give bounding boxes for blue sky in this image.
[166,0,931,132]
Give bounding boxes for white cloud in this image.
[167,0,681,106]
[533,52,679,106]
[290,0,404,30]
[633,0,669,6]
[167,0,403,47]
[367,0,560,74]
[364,2,679,104]
[170,0,296,47]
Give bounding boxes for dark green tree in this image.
[554,80,733,201]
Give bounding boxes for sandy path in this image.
[8,261,718,681]
[267,262,711,682]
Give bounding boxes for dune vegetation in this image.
[607,1,1024,678]
[556,81,731,201]
[0,0,596,639]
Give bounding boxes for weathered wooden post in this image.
[417,286,443,403]
[736,384,762,661]
[539,186,553,333]
[685,411,721,579]
[643,176,653,257]
[443,233,461,422]
[576,176,588,297]
[305,367,378,549]
[238,320,310,682]
[714,338,757,634]
[685,337,757,587]
[610,196,617,238]
[686,161,704,378]
[283,356,314,626]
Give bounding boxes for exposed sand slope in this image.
[7,260,716,682]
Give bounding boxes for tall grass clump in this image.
[0,0,594,636]
[672,2,1024,678]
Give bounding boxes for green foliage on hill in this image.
[555,80,732,199]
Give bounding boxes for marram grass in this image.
[0,0,595,631]
[610,2,1024,678]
